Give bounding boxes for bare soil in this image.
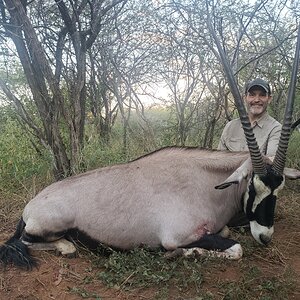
[1,186,300,300]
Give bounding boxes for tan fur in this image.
[22,148,250,251]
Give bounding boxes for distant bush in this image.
[287,130,300,169]
[1,105,299,195]
[0,111,50,192]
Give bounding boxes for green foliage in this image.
[68,287,101,299]
[93,247,203,294]
[1,103,300,195]
[80,123,149,172]
[0,107,50,192]
[287,130,300,169]
[218,265,296,300]
[79,107,178,173]
[81,238,296,299]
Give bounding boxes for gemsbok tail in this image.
[0,217,37,269]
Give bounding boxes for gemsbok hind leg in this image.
[23,238,77,257]
[165,234,243,260]
[21,219,77,257]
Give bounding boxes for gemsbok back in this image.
[1,26,300,269]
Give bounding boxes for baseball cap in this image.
[245,78,271,95]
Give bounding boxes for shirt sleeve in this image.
[266,123,282,156]
[217,123,229,150]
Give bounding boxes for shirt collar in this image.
[252,112,269,129]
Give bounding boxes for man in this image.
[218,78,282,227]
[218,78,281,156]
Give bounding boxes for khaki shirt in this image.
[218,113,282,156]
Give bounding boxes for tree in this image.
[1,0,299,176]
[170,0,299,142]
[0,0,127,179]
[86,0,160,151]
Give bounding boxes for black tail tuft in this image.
[0,218,38,270]
[0,238,38,270]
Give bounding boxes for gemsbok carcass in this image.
[1,26,300,269]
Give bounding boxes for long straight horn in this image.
[272,25,300,175]
[208,21,267,176]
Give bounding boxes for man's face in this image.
[244,87,271,118]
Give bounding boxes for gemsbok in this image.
[1,25,300,269]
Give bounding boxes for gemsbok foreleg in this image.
[165,234,243,260]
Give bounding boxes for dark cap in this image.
[245,78,271,95]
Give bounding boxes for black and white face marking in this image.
[243,165,285,245]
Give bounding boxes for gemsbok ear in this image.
[283,167,300,179]
[215,158,252,190]
[215,180,239,190]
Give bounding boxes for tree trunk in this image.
[3,0,71,179]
